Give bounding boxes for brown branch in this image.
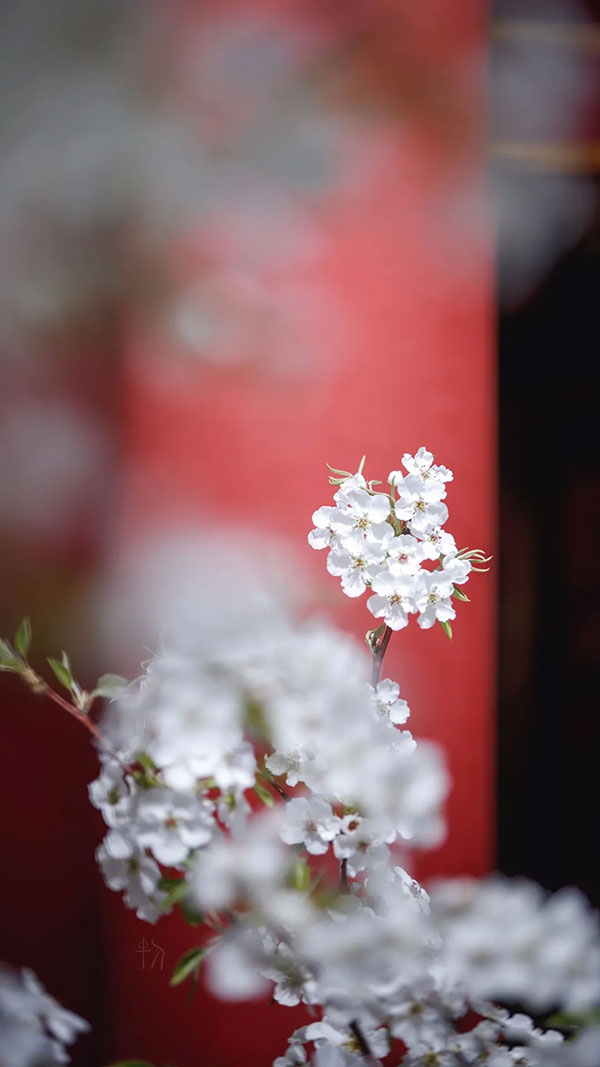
[260,770,291,802]
[349,1021,382,1066]
[370,626,392,687]
[269,777,291,803]
[36,682,133,773]
[41,684,105,744]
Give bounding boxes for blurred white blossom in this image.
[0,965,88,1067]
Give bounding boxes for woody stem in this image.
[370,627,392,687]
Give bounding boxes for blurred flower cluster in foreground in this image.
[3,452,600,1066]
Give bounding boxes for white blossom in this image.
[134,789,215,866]
[415,571,456,629]
[392,447,453,485]
[367,569,415,630]
[430,876,600,1013]
[371,678,410,725]
[187,809,290,912]
[420,525,457,561]
[88,758,133,828]
[96,841,166,922]
[399,495,449,539]
[326,542,385,598]
[308,506,354,551]
[328,486,392,553]
[280,796,341,855]
[333,817,392,877]
[0,966,89,1067]
[385,533,425,576]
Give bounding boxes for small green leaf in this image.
[438,620,453,640]
[253,781,274,807]
[0,639,23,672]
[291,855,311,892]
[452,585,470,603]
[48,657,73,692]
[186,968,201,1005]
[169,946,205,987]
[180,898,204,926]
[14,618,31,658]
[136,752,157,772]
[365,623,387,654]
[243,697,269,742]
[0,635,20,670]
[106,1061,156,1066]
[196,776,216,790]
[159,878,189,911]
[159,876,182,891]
[92,673,127,699]
[0,660,22,673]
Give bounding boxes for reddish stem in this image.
[40,684,133,773]
[349,1021,382,1066]
[43,685,104,743]
[370,626,392,687]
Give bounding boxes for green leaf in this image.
[136,752,157,772]
[159,878,189,911]
[243,697,269,741]
[14,618,31,658]
[546,1009,600,1029]
[438,620,453,640]
[47,656,73,692]
[291,855,311,892]
[253,781,274,807]
[106,1061,156,1066]
[180,898,204,926]
[169,946,205,987]
[159,876,182,891]
[452,585,470,603]
[0,639,23,672]
[0,660,22,673]
[92,673,127,699]
[366,623,386,647]
[186,968,201,1005]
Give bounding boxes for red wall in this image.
[106,14,495,1063]
[0,4,494,1066]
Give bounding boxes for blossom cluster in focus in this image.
[309,447,486,634]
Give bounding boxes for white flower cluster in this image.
[195,827,439,1011]
[260,623,447,848]
[193,826,596,1067]
[430,876,600,1014]
[0,965,88,1067]
[309,448,475,631]
[89,606,448,923]
[21,450,598,1067]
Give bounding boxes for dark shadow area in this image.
[498,167,600,903]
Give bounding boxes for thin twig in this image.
[349,1021,383,1066]
[38,683,133,772]
[41,684,105,743]
[260,770,291,802]
[370,626,392,687]
[269,777,291,803]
